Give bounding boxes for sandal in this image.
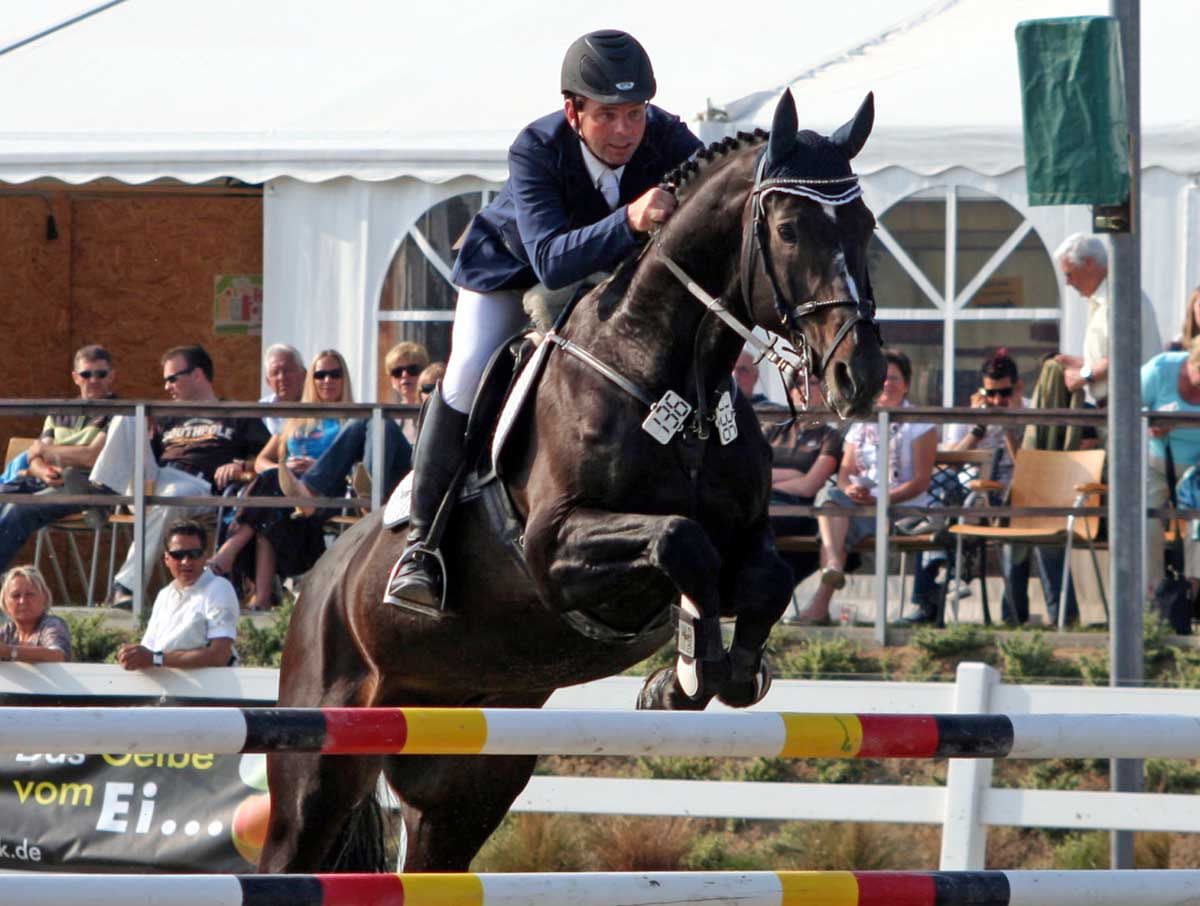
[819,566,846,589]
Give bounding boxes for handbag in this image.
[1153,442,1194,634]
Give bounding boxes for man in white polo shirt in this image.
[117,519,238,670]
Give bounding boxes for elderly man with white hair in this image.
[1052,232,1162,404]
[260,344,306,435]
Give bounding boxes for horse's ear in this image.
[831,92,874,160]
[766,89,798,167]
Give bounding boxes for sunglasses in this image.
[420,383,436,394]
[165,547,205,562]
[76,369,111,380]
[981,386,1014,399]
[314,368,344,381]
[164,365,197,384]
[390,364,423,378]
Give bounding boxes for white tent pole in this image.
[943,186,958,407]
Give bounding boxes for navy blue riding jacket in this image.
[451,104,702,293]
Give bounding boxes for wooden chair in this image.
[326,462,373,535]
[948,448,1108,629]
[3,437,106,607]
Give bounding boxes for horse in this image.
[259,88,887,874]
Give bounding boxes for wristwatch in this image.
[152,651,164,667]
[1080,364,1094,384]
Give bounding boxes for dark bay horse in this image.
[260,89,886,874]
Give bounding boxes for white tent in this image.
[2,0,1195,400]
[709,0,1200,401]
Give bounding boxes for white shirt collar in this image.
[578,141,625,193]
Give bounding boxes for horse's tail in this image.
[324,792,391,873]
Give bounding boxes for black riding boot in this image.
[383,387,468,610]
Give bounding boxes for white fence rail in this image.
[2,662,1198,869]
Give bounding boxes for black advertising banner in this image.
[0,749,271,872]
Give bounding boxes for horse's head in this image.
[743,90,887,417]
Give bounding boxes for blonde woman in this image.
[210,350,352,607]
[0,566,71,662]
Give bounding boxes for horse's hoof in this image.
[717,655,773,708]
[636,667,711,711]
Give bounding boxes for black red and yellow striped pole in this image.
[3,870,1200,905]
[4,707,1200,759]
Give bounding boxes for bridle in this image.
[739,149,880,406]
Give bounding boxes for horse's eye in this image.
[777,223,798,244]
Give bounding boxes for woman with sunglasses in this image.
[418,362,446,406]
[386,343,431,442]
[209,350,353,608]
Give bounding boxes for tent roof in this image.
[722,0,1198,176]
[0,0,931,185]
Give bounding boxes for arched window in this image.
[869,186,1059,405]
[376,191,493,398]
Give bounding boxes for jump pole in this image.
[5,870,1200,906]
[6,707,1200,759]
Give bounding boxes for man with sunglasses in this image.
[0,345,117,571]
[117,520,237,670]
[88,345,270,604]
[947,349,1078,626]
[386,29,702,610]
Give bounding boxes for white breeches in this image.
[441,288,527,414]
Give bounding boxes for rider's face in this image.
[565,98,647,168]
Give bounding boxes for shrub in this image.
[911,623,993,660]
[725,757,795,784]
[998,631,1081,682]
[779,637,874,679]
[236,596,295,667]
[1051,831,1107,869]
[590,817,695,871]
[472,813,591,872]
[61,612,134,664]
[636,756,718,780]
[685,831,764,870]
[1145,758,1200,794]
[764,821,905,870]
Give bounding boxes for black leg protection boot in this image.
[383,386,468,610]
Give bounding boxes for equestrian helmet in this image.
[561,30,656,105]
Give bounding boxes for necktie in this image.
[599,169,620,210]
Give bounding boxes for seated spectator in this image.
[765,374,842,586]
[117,520,237,669]
[278,346,420,509]
[0,566,71,662]
[734,350,770,404]
[209,350,353,607]
[793,349,937,625]
[85,345,271,604]
[1143,337,1200,593]
[387,342,431,443]
[259,344,306,435]
[419,362,446,405]
[0,344,117,571]
[945,349,1077,626]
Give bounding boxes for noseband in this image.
[740,150,880,396]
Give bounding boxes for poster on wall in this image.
[214,275,263,335]
[0,750,270,872]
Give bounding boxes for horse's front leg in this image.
[718,526,794,707]
[526,507,728,702]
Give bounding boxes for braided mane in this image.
[662,130,768,198]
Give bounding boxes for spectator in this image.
[209,350,353,607]
[0,566,70,662]
[1143,337,1200,592]
[0,344,117,571]
[734,350,769,404]
[117,520,237,670]
[793,350,937,625]
[260,344,306,435]
[386,342,431,443]
[765,374,843,594]
[1169,286,1200,351]
[947,349,1078,626]
[86,345,271,605]
[419,362,446,404]
[1052,232,1161,403]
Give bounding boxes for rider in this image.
[385,29,703,609]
